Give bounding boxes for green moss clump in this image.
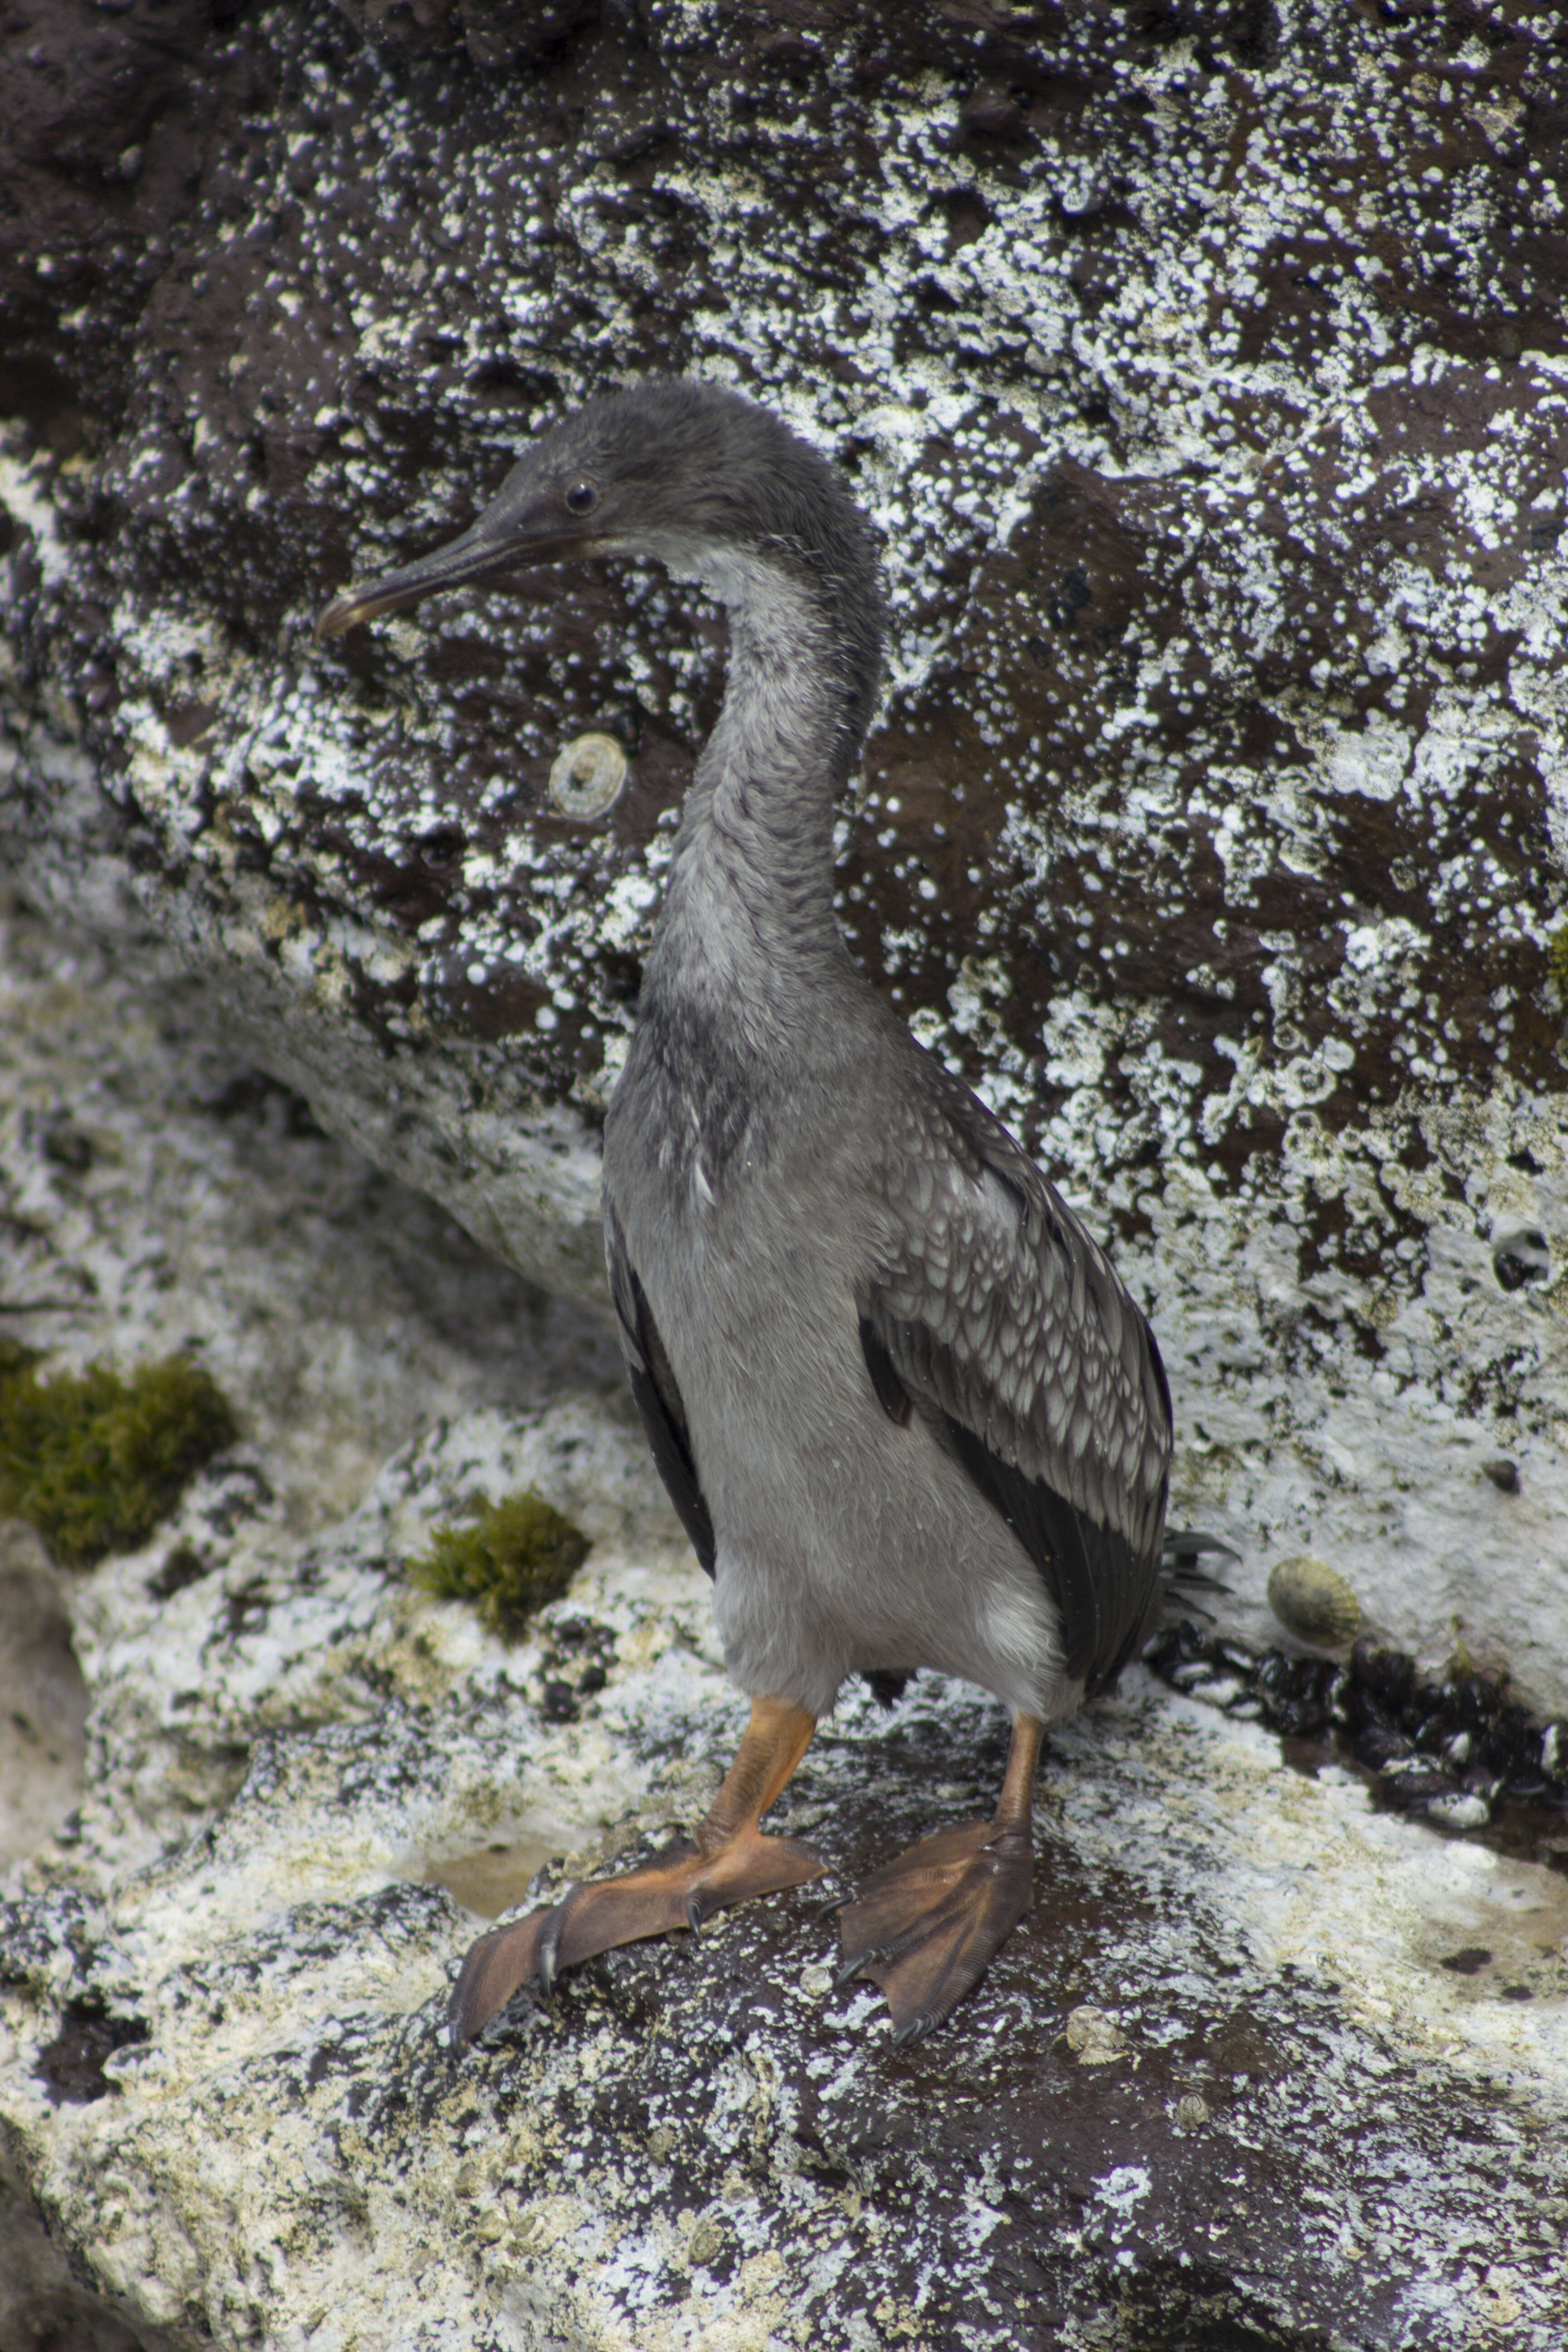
[411,1490,590,1641]
[0,1354,239,1568]
[0,1338,42,1386]
[1549,922,1568,1000]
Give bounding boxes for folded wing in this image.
[862,1071,1172,1692]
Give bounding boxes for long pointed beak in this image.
[315,519,593,640]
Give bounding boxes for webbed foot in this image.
[450,1823,823,2048]
[449,1695,820,2052]
[835,1820,1032,2045]
[836,1707,1045,2045]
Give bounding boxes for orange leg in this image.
[836,1711,1043,2047]
[449,1696,820,2051]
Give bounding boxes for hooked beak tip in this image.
[314,587,379,640]
[313,520,602,644]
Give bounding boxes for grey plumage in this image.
[585,381,1171,1720]
[318,376,1175,2044]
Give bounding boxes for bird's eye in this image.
[564,480,598,515]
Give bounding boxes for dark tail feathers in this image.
[1160,1528,1240,1622]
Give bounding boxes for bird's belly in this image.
[704,1393,1068,1720]
[624,1206,1068,1720]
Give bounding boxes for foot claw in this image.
[535,1889,577,1998]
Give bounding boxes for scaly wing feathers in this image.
[864,1071,1172,1690]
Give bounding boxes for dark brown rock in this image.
[5,8,1568,1682]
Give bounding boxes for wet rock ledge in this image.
[1,862,1567,2351]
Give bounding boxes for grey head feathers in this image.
[321,377,885,782]
[545,378,886,778]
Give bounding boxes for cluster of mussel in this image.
[1146,1618,1568,1834]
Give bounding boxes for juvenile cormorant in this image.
[318,378,1175,2048]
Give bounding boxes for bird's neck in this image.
[641,553,877,1043]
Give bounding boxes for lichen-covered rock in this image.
[7,1527,1568,2351]
[3,17,1568,1685]
[0,1521,86,1873]
[0,893,625,1856]
[1,898,1567,2351]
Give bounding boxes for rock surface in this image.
[6,0,1568,1702]
[1,903,1567,2350]
[0,1524,87,1874]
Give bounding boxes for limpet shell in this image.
[1267,1553,1364,1648]
[548,731,627,819]
[1064,2005,1126,2065]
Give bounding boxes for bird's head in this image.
[316,376,879,643]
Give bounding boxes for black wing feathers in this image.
[859,1318,913,1426]
[606,1210,717,1578]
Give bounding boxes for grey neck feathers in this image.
[642,544,881,1047]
